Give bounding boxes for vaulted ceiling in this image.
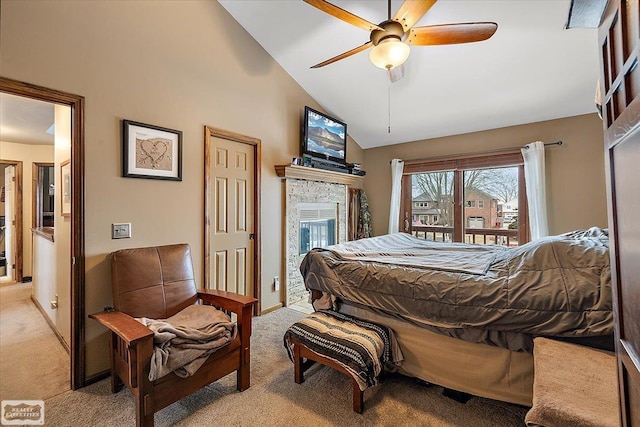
[219,0,602,149]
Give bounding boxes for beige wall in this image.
[54,104,72,344]
[363,114,607,236]
[0,141,55,277]
[0,1,363,377]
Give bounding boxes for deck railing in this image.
[411,225,519,247]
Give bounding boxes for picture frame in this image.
[122,119,182,181]
[61,159,71,217]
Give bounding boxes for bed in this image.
[299,228,613,406]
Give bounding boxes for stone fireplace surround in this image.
[276,165,362,306]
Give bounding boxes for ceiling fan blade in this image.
[310,41,372,68]
[393,0,437,31]
[406,22,498,46]
[304,0,384,32]
[388,64,405,83]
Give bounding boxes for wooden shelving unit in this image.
[274,164,363,186]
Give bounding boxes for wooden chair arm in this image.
[197,289,257,315]
[89,310,154,346]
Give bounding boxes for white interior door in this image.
[207,135,255,297]
[4,165,15,281]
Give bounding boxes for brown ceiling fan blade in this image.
[406,22,498,46]
[304,0,384,32]
[310,41,372,68]
[393,0,437,31]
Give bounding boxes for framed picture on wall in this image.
[61,159,71,217]
[122,119,182,181]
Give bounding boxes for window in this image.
[407,171,454,242]
[401,151,528,246]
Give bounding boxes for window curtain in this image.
[521,141,549,240]
[348,189,359,241]
[388,159,404,234]
[348,188,372,240]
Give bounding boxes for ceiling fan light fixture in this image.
[369,38,410,70]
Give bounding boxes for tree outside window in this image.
[405,158,526,246]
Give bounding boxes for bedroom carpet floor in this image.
[43,307,528,426]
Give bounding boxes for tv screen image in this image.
[303,106,347,163]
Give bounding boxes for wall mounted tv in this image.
[302,106,347,164]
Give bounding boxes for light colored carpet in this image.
[44,308,527,426]
[0,282,70,401]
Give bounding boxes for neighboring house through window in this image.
[401,151,529,247]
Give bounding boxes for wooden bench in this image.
[525,337,619,427]
[290,335,367,413]
[284,311,398,413]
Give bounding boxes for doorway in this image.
[0,77,85,390]
[0,162,23,284]
[204,126,261,314]
[34,163,55,228]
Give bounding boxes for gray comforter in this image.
[300,228,612,349]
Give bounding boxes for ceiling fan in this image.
[304,0,498,81]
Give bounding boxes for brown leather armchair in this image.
[90,244,257,427]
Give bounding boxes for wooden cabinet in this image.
[598,2,640,425]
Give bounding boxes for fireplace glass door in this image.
[299,218,336,255]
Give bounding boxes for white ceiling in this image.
[0,93,54,145]
[219,0,601,149]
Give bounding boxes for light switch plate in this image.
[112,223,131,239]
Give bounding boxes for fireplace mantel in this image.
[275,164,363,186]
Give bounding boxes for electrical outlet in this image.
[274,276,280,292]
[112,223,131,239]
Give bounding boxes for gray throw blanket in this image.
[327,232,500,275]
[136,304,237,381]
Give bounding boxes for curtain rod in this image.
[389,140,563,164]
[523,140,563,150]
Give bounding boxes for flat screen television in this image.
[302,106,347,164]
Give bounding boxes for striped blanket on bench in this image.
[283,310,403,391]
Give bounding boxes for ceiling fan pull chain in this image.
[388,85,392,134]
